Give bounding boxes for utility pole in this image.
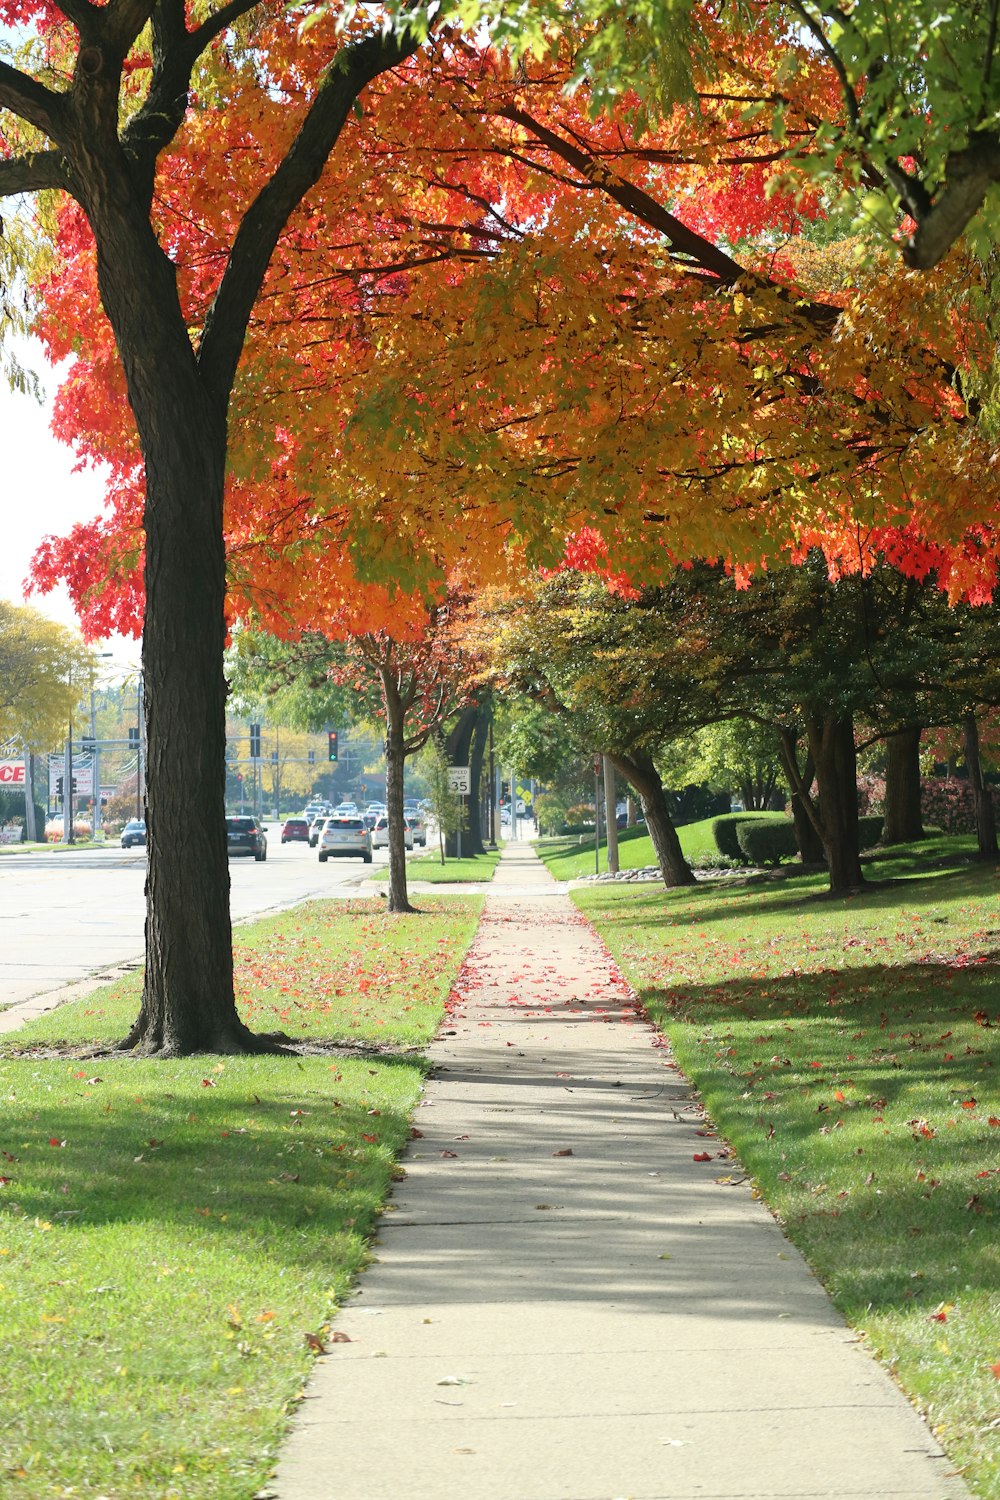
[603,756,619,874]
[594,756,602,876]
[64,716,74,844]
[136,675,145,820]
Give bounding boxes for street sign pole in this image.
[446,767,471,859]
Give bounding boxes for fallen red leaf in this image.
[693,1152,712,1162]
[552,1148,574,1157]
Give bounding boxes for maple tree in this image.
[228,603,481,911]
[10,5,1000,1046]
[0,3,430,1053]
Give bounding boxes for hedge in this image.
[711,812,788,859]
[737,819,798,865]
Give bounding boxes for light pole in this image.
[88,652,113,837]
[135,674,144,820]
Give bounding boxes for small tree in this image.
[422,739,460,864]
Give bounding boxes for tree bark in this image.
[777,727,823,864]
[963,714,998,859]
[603,755,619,873]
[806,714,864,892]
[882,726,924,843]
[611,749,695,886]
[382,671,415,913]
[23,752,37,842]
[466,698,490,856]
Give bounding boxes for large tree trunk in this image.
[121,400,256,1054]
[465,698,490,856]
[777,727,823,864]
[444,705,478,857]
[963,714,998,859]
[612,749,695,887]
[603,755,619,873]
[382,673,415,913]
[882,726,924,843]
[806,715,864,892]
[90,206,250,1052]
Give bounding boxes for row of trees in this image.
[483,558,1000,892]
[4,3,1000,1050]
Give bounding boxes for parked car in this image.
[281,817,310,844]
[371,815,413,851]
[225,815,268,861]
[120,818,146,849]
[318,816,372,863]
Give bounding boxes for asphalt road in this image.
[0,833,394,1013]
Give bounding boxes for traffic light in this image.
[328,731,338,762]
[128,725,139,748]
[250,723,261,759]
[55,776,64,798]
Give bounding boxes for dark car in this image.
[281,817,310,844]
[226,815,267,861]
[120,818,146,849]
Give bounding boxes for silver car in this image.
[371,814,413,851]
[318,816,373,863]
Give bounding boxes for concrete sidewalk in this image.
[269,844,967,1500]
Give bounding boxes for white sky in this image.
[0,346,139,674]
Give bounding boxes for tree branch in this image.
[0,149,72,198]
[494,103,749,286]
[903,137,1000,269]
[198,25,422,408]
[0,61,68,141]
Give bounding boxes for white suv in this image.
[318,816,372,863]
[371,815,413,851]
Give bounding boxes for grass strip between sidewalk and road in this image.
[375,848,502,884]
[575,853,1000,1498]
[0,895,482,1500]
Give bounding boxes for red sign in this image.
[0,762,25,787]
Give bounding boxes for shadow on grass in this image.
[581,858,1000,933]
[0,1056,427,1272]
[631,956,1000,1322]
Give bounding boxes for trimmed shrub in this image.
[711,812,786,859]
[737,819,798,866]
[858,814,884,849]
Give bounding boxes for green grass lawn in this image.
[574,852,1000,1496]
[0,896,481,1499]
[386,848,502,883]
[536,811,778,880]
